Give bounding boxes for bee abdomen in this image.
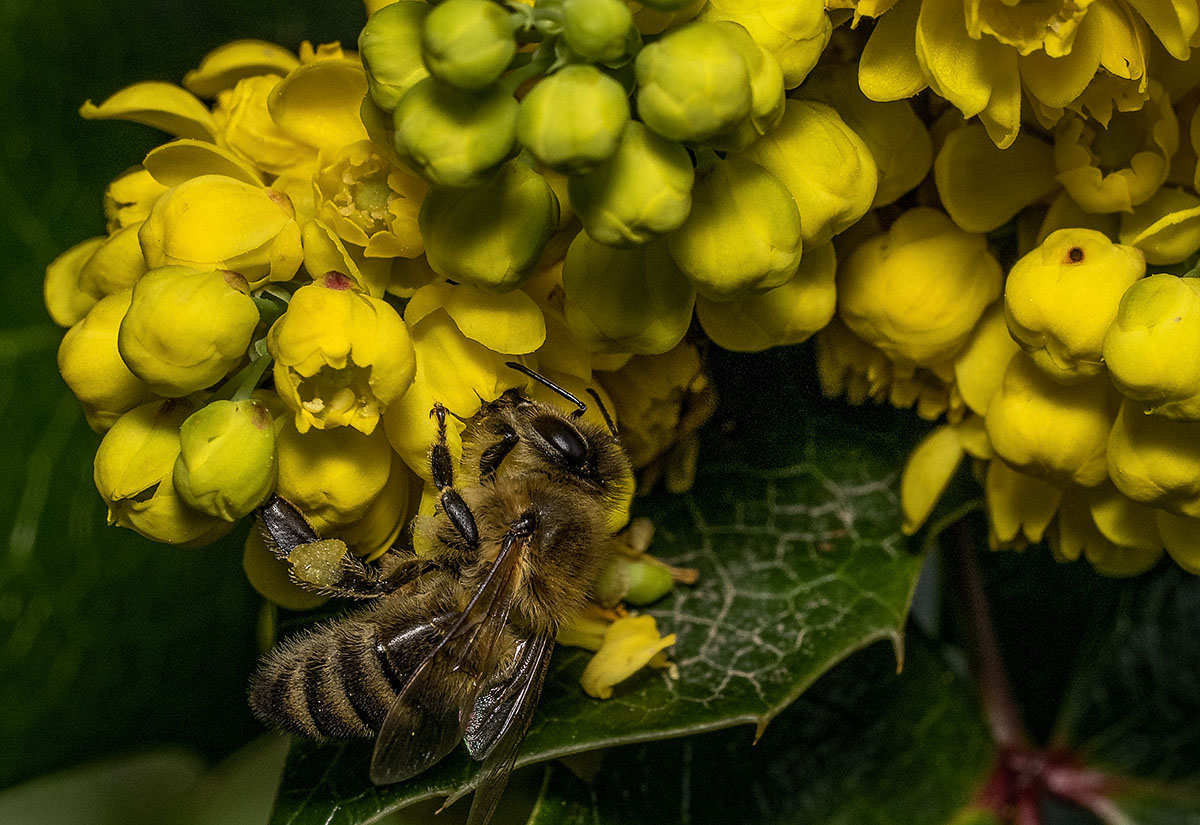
[249,625,382,740]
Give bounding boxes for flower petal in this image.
[859,0,927,101]
[80,81,216,141]
[183,40,301,98]
[143,138,264,187]
[268,59,370,151]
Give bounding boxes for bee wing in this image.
[369,533,525,786]
[462,632,555,825]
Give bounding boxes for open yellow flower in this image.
[859,0,1158,148]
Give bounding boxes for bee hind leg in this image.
[258,495,406,598]
[430,403,479,550]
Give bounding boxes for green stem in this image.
[500,46,555,95]
[212,339,274,403]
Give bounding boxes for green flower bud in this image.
[1103,274,1200,420]
[1108,398,1200,517]
[393,77,518,188]
[561,0,640,63]
[118,266,260,397]
[1005,229,1145,384]
[838,208,1002,367]
[173,399,277,521]
[668,156,800,300]
[568,121,693,246]
[634,21,751,143]
[94,398,232,545]
[985,352,1117,488]
[57,289,153,433]
[563,233,695,354]
[740,99,878,247]
[703,21,785,151]
[594,554,675,607]
[419,162,557,292]
[359,0,431,111]
[517,66,630,174]
[421,0,516,90]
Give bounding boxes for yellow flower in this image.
[739,99,878,248]
[1102,273,1200,419]
[837,207,1003,368]
[138,174,303,288]
[1118,186,1200,264]
[858,0,1157,149]
[103,167,168,233]
[213,74,318,177]
[695,242,837,352]
[952,301,1021,417]
[580,614,676,699]
[93,398,233,546]
[313,140,427,259]
[173,399,278,521]
[44,237,105,328]
[57,290,154,433]
[242,528,329,611]
[985,458,1065,546]
[182,39,301,99]
[985,351,1117,487]
[275,420,395,534]
[1051,488,1164,576]
[1004,228,1145,382]
[1108,397,1200,516]
[698,0,832,88]
[118,266,261,397]
[1054,81,1179,213]
[268,272,416,435]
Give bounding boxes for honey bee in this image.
[248,364,632,825]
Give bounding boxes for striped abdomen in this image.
[248,609,453,739]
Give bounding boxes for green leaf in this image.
[523,640,995,825]
[270,347,930,824]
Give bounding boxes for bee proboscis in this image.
[249,366,632,824]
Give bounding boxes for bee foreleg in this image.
[478,426,519,481]
[431,404,479,549]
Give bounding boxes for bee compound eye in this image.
[532,414,588,465]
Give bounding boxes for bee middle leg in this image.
[431,403,479,549]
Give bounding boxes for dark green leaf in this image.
[271,347,930,824]
[523,640,995,825]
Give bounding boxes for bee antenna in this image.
[586,388,618,437]
[504,361,587,416]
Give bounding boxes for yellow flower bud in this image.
[275,421,394,533]
[1004,228,1145,383]
[93,399,232,545]
[740,99,877,247]
[562,234,695,354]
[242,528,329,611]
[1087,482,1162,552]
[138,174,304,287]
[698,0,831,88]
[1102,273,1200,419]
[695,241,836,352]
[838,208,1003,367]
[332,459,416,561]
[800,65,933,209]
[118,266,260,397]
[104,167,168,232]
[1052,489,1164,576]
[668,156,801,300]
[44,237,104,327]
[1054,81,1178,214]
[1108,397,1200,516]
[58,290,154,432]
[1156,509,1200,574]
[952,301,1020,417]
[77,224,149,300]
[173,399,277,521]
[985,458,1064,546]
[268,273,416,435]
[985,351,1116,487]
[580,614,675,699]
